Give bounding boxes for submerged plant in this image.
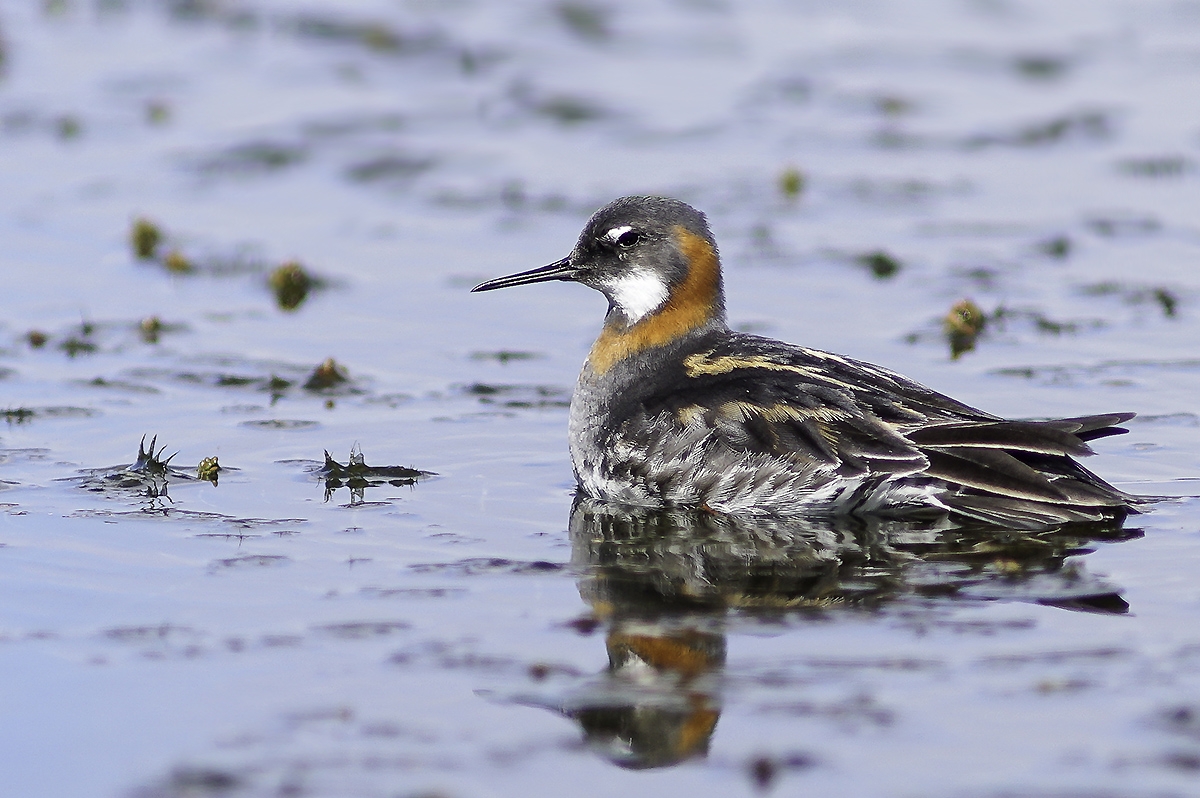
[316,445,433,505]
[779,166,805,199]
[163,250,195,274]
[131,217,163,260]
[855,250,902,279]
[303,358,348,391]
[944,298,987,359]
[268,261,314,310]
[196,456,220,485]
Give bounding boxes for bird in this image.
[472,196,1138,529]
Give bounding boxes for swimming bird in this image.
[472,196,1137,529]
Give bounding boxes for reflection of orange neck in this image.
[607,629,720,681]
[588,226,722,375]
[680,695,720,758]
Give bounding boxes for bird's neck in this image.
[588,233,726,376]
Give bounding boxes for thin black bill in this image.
[471,257,576,292]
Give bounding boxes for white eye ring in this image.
[603,225,633,243]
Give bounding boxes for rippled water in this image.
[2,1,1200,796]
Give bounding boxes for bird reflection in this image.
[543,498,1140,769]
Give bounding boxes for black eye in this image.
[616,230,640,248]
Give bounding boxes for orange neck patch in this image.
[587,226,721,375]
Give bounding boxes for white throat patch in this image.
[607,270,669,324]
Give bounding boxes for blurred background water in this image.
[1,0,1199,796]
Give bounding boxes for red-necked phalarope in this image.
[473,196,1137,529]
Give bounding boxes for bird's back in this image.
[569,330,1136,529]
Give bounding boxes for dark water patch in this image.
[1036,234,1072,259]
[302,358,355,393]
[1116,155,1194,178]
[3,405,99,424]
[210,554,290,570]
[555,2,614,42]
[186,140,308,177]
[992,359,1200,386]
[300,112,405,140]
[344,153,435,184]
[1076,282,1182,318]
[129,765,245,798]
[360,586,466,599]
[1159,705,1200,741]
[283,12,446,57]
[470,350,544,364]
[104,623,198,644]
[0,108,86,141]
[755,693,894,727]
[240,419,320,430]
[314,621,411,640]
[409,558,566,577]
[79,377,160,394]
[962,109,1111,148]
[1134,413,1199,427]
[745,753,818,793]
[1085,212,1161,238]
[432,182,590,215]
[977,646,1131,667]
[1012,53,1071,81]
[843,176,969,206]
[505,83,611,126]
[460,382,570,409]
[853,250,902,279]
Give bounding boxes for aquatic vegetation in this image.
[55,114,81,140]
[191,141,308,176]
[344,154,434,184]
[1086,213,1160,238]
[778,166,805,199]
[139,316,163,343]
[3,408,34,425]
[855,250,902,279]
[196,456,220,485]
[964,109,1109,148]
[73,435,194,503]
[162,249,195,274]
[555,2,613,42]
[1078,282,1182,318]
[287,14,437,55]
[943,298,987,359]
[1013,54,1070,81]
[1116,155,1193,178]
[463,382,570,409]
[2,406,97,425]
[59,333,97,357]
[145,100,170,126]
[315,446,432,505]
[130,217,162,260]
[1037,235,1071,259]
[268,261,315,311]
[303,357,348,391]
[25,330,48,348]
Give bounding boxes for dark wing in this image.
[644,334,1135,524]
